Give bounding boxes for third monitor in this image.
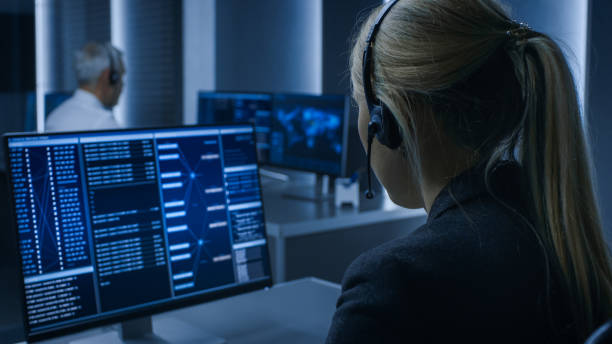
[197,92,349,177]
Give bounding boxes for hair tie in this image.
[506,22,538,45]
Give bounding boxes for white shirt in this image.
[45,89,120,132]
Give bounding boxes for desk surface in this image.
[260,171,426,237]
[11,278,341,344]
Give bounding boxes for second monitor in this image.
[198,92,273,163]
[198,92,349,177]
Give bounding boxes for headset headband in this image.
[106,43,119,85]
[362,0,400,112]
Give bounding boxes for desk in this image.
[261,171,427,283]
[4,278,340,344]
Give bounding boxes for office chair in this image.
[44,91,72,117]
[585,319,612,344]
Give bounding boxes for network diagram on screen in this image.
[5,125,270,336]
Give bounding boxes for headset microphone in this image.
[365,118,381,199]
[362,0,402,200]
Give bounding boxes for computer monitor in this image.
[3,124,272,341]
[197,92,272,163]
[270,93,349,176]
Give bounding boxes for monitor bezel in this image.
[3,123,274,342]
[196,90,273,125]
[197,91,351,177]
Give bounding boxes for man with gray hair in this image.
[45,42,125,132]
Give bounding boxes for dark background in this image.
[587,0,612,243]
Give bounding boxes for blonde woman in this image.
[326,0,612,342]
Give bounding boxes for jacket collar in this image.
[426,161,525,224]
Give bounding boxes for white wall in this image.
[182,0,216,125]
[34,0,54,131]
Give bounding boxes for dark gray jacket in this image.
[326,162,575,343]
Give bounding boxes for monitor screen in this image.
[4,124,271,340]
[197,92,272,163]
[270,94,348,176]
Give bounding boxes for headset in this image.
[362,0,403,199]
[106,43,120,86]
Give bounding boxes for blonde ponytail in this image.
[512,34,612,337]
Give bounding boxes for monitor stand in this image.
[69,316,226,344]
[259,167,290,182]
[282,174,334,202]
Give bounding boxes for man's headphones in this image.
[106,43,120,86]
[362,0,403,199]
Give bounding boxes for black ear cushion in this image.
[109,71,119,85]
[377,103,403,149]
